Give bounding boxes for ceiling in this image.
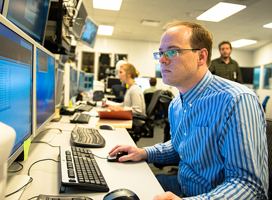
[83,0,272,51]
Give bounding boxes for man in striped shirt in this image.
[109,21,268,199]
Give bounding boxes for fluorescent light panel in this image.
[263,22,272,28]
[231,39,257,48]
[93,0,122,11]
[197,2,246,22]
[98,25,114,35]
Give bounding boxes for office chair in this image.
[144,92,154,110]
[128,90,163,143]
[159,95,173,142]
[262,96,270,113]
[111,85,127,103]
[266,118,272,199]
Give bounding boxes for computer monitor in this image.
[84,73,94,92]
[6,0,50,45]
[80,17,98,48]
[59,54,68,66]
[0,15,33,167]
[55,68,64,108]
[0,0,4,14]
[106,77,122,90]
[36,46,55,136]
[79,70,85,92]
[70,66,78,100]
[72,0,87,39]
[134,77,151,92]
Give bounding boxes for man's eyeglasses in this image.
[153,49,200,60]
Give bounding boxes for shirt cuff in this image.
[143,146,158,163]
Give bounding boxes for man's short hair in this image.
[218,41,232,50]
[164,21,213,67]
[149,77,157,86]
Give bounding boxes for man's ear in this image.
[198,48,208,66]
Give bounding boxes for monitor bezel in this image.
[4,0,51,46]
[0,14,35,167]
[34,43,56,138]
[80,16,99,48]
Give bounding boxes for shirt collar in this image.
[219,57,233,64]
[180,70,213,106]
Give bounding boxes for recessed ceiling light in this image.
[231,39,257,48]
[98,25,114,36]
[93,0,122,11]
[197,2,246,22]
[263,22,272,28]
[141,20,160,27]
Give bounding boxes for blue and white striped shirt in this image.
[144,70,268,199]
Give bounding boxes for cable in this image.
[28,196,39,200]
[31,141,59,148]
[28,159,59,176]
[93,153,107,160]
[5,177,33,198]
[7,162,23,173]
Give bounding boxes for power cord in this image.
[5,177,33,198]
[28,159,59,176]
[7,162,23,173]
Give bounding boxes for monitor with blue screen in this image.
[70,66,78,99]
[81,17,98,48]
[134,77,150,93]
[84,73,94,92]
[0,15,33,167]
[55,68,64,108]
[79,70,85,92]
[36,47,55,134]
[6,0,50,45]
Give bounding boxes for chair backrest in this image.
[266,118,272,198]
[112,85,127,98]
[144,92,154,110]
[262,96,270,112]
[146,89,162,117]
[159,95,173,119]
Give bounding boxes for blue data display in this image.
[36,48,55,128]
[0,22,33,155]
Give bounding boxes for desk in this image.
[7,114,163,200]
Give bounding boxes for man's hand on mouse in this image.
[153,191,183,200]
[108,145,147,162]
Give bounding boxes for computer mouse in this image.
[103,188,140,200]
[107,151,128,162]
[100,124,115,130]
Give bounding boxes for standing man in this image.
[210,41,243,83]
[109,21,268,199]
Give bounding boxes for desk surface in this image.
[7,114,163,200]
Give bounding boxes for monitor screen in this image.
[79,70,85,92]
[80,17,98,48]
[6,0,50,45]
[84,73,94,91]
[36,47,55,131]
[134,77,150,92]
[59,54,68,66]
[70,66,78,99]
[240,67,254,84]
[55,68,64,108]
[0,18,33,166]
[106,77,122,89]
[73,0,87,38]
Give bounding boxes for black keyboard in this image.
[75,104,93,112]
[71,126,106,148]
[59,146,109,192]
[37,194,93,200]
[70,112,91,123]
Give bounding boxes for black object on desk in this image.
[71,125,106,148]
[103,188,140,200]
[37,194,93,200]
[59,146,110,193]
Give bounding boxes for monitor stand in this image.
[5,175,30,200]
[51,108,62,122]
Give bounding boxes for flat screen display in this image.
[69,67,78,99]
[0,0,4,14]
[0,21,33,158]
[134,77,150,92]
[73,0,87,38]
[106,77,122,89]
[6,0,50,45]
[84,73,94,91]
[78,70,85,92]
[81,18,98,48]
[36,47,55,129]
[55,68,64,108]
